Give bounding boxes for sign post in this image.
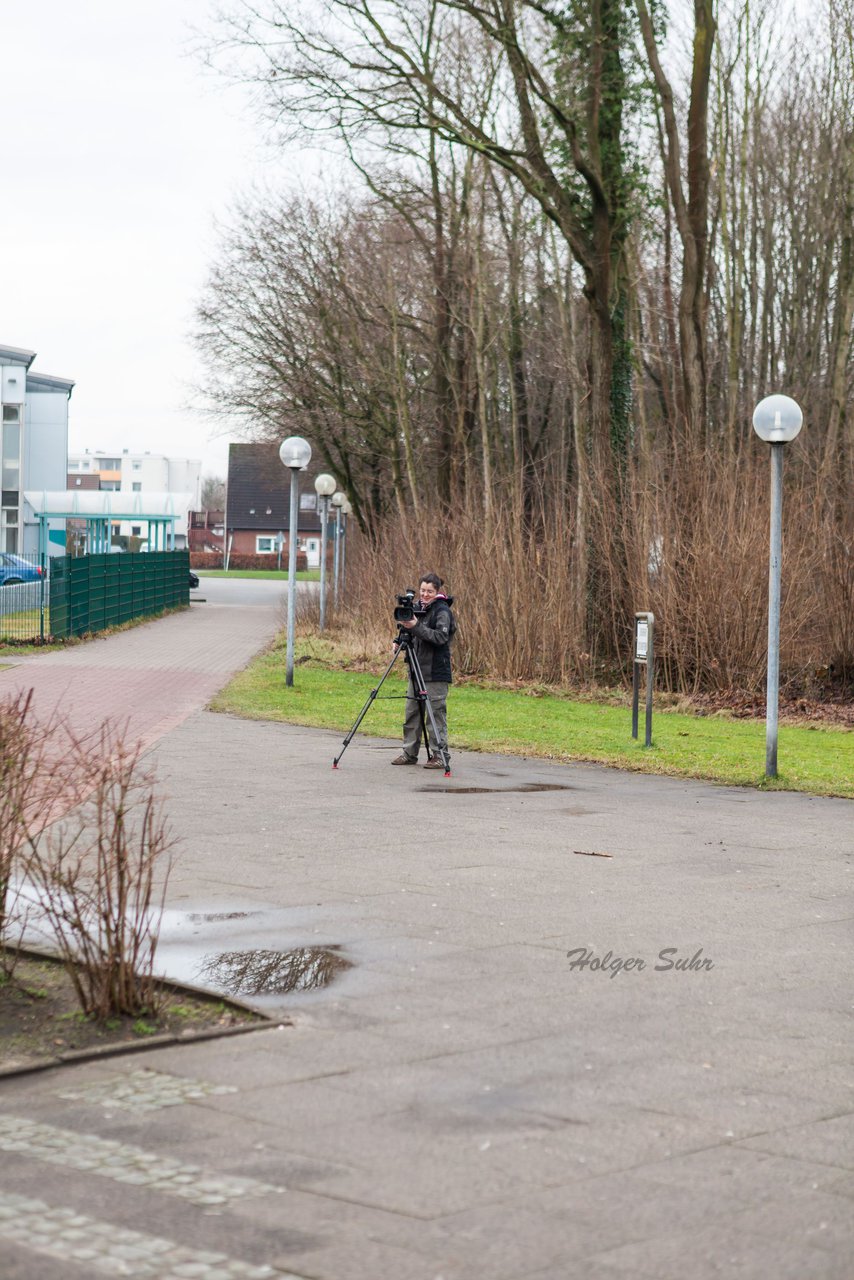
[632,611,655,747]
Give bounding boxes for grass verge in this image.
[210,634,854,798]
[196,569,320,581]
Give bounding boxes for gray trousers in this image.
[402,678,449,759]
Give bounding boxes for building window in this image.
[2,406,20,423]
[2,423,20,492]
[131,526,141,536]
[98,458,121,469]
[132,482,141,492]
[256,536,276,554]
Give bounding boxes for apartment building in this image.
[67,450,201,548]
[1,344,73,554]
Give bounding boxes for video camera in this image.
[393,588,427,624]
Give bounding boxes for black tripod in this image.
[333,627,451,775]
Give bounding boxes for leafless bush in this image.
[0,691,76,963]
[2,696,176,1019]
[811,505,854,681]
[613,447,820,694]
[343,474,592,684]
[335,448,844,699]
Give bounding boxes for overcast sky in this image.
[0,0,293,479]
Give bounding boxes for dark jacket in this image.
[410,595,456,683]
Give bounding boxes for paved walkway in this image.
[0,577,285,751]
[1,587,852,1279]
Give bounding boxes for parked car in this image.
[189,570,200,589]
[0,553,43,585]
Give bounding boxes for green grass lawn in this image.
[196,569,320,581]
[210,636,854,798]
[0,607,47,644]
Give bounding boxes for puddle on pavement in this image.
[196,947,351,996]
[7,884,352,1006]
[417,782,573,795]
[156,905,353,1004]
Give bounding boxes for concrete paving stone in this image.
[199,1077,409,1130]
[529,1167,758,1250]
[637,1085,851,1138]
[345,1009,552,1059]
[136,1026,414,1086]
[360,1195,696,1278]
[587,1223,853,1280]
[631,1144,843,1194]
[265,1132,585,1218]
[226,1183,434,1249]
[735,1112,854,1171]
[721,1188,854,1253]
[822,1170,854,1201]
[269,1235,457,1280]
[475,1111,726,1183]
[278,1204,595,1280]
[519,1263,631,1280]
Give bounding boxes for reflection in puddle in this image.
[195,947,351,996]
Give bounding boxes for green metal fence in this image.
[0,552,48,643]
[48,551,190,640]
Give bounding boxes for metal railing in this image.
[50,551,190,639]
[0,552,48,643]
[0,551,190,643]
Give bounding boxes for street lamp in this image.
[331,491,345,608]
[340,498,352,597]
[279,435,312,686]
[752,394,803,779]
[314,473,336,631]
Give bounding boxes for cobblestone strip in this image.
[0,1192,303,1279]
[0,1116,283,1208]
[57,1068,238,1113]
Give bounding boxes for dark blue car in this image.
[0,553,43,586]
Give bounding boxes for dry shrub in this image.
[343,477,585,683]
[335,445,847,698]
[2,693,175,1018]
[617,447,821,693]
[0,691,38,950]
[0,692,82,959]
[811,502,854,681]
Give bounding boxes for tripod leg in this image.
[407,648,452,776]
[333,646,403,768]
[416,686,432,760]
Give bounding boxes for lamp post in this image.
[314,473,336,631]
[331,491,345,608]
[340,498,352,597]
[279,436,312,686]
[752,394,803,778]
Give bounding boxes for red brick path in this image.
[0,595,281,755]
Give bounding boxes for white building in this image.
[67,450,201,548]
[1,344,74,555]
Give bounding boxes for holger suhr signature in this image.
[566,947,714,978]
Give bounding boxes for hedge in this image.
[190,551,308,571]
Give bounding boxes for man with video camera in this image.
[391,573,455,770]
